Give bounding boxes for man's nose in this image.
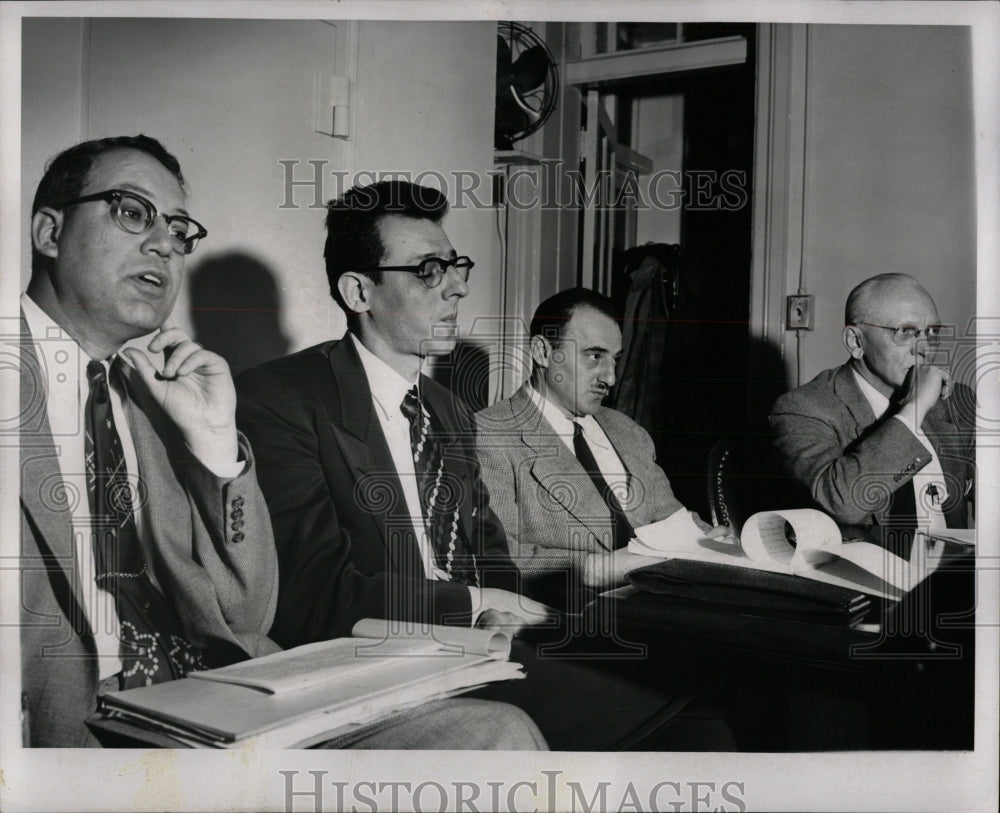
[442,265,470,299]
[141,217,174,258]
[599,358,617,388]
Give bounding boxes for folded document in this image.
[97,619,524,748]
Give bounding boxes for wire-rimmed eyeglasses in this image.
[855,322,945,346]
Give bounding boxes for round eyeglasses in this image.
[55,188,208,255]
[365,256,474,289]
[856,323,945,347]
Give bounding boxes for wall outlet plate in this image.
[786,294,815,330]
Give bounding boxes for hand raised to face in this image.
[123,327,239,467]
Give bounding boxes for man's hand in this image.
[582,548,664,590]
[703,524,738,543]
[474,588,553,636]
[899,364,951,425]
[122,327,239,466]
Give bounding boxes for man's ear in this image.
[529,334,551,369]
[843,324,864,359]
[31,208,63,261]
[337,272,371,314]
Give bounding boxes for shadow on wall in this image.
[188,252,291,376]
[427,342,492,414]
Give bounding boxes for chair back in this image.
[706,434,808,534]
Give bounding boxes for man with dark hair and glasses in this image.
[236,180,736,750]
[19,134,278,746]
[769,272,974,551]
[19,141,545,751]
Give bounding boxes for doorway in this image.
[574,22,758,515]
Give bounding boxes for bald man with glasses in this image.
[769,273,975,551]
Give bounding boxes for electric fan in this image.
[494,22,559,150]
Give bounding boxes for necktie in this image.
[572,420,635,549]
[399,387,479,585]
[85,359,206,688]
[882,480,918,560]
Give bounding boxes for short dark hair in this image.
[31,134,185,276]
[529,287,619,347]
[324,180,449,315]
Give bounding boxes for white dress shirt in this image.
[852,368,948,530]
[526,384,631,498]
[350,334,458,583]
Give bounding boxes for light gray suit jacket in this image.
[18,319,279,747]
[769,362,975,530]
[475,386,687,601]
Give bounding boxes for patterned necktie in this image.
[399,386,479,585]
[572,420,635,549]
[84,359,206,688]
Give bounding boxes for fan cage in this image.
[496,21,560,148]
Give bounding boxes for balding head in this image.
[842,273,942,398]
[845,273,937,327]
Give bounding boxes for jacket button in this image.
[231,508,244,520]
[231,519,245,531]
[232,532,245,543]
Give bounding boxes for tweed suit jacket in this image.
[474,386,687,597]
[769,362,975,530]
[18,319,279,747]
[235,337,520,648]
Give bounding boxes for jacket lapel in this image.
[324,339,408,569]
[17,318,91,628]
[833,363,878,440]
[511,388,615,550]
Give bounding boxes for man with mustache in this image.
[18,137,544,750]
[475,288,727,611]
[237,182,735,750]
[769,273,975,551]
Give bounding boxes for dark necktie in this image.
[882,479,918,560]
[399,386,479,586]
[85,359,206,688]
[572,420,635,549]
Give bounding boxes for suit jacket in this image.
[235,338,520,648]
[475,385,688,606]
[18,320,279,747]
[769,362,975,530]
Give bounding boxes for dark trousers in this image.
[471,623,736,751]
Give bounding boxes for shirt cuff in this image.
[467,585,484,627]
[198,455,246,480]
[892,413,935,454]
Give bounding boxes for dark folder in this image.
[627,559,871,625]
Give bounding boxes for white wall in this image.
[20,18,85,288]
[353,21,499,346]
[794,25,976,381]
[21,18,499,368]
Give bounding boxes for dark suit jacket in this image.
[475,386,689,606]
[18,320,279,747]
[769,362,974,531]
[235,338,520,648]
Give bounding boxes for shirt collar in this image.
[525,382,604,443]
[852,367,892,420]
[350,332,419,421]
[21,292,93,404]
